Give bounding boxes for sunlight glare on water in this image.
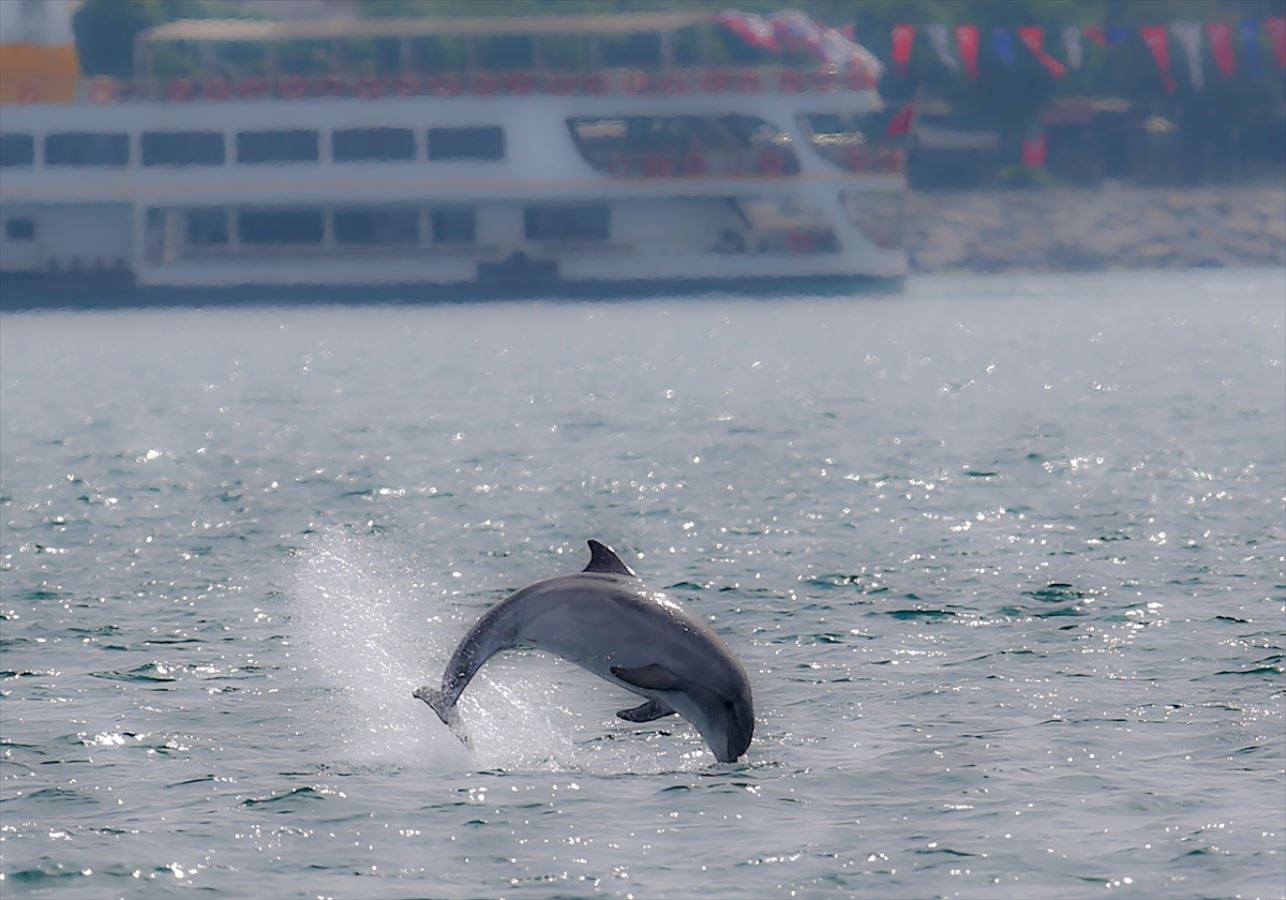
[1,270,1283,899]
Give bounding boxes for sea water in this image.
[1,270,1283,898]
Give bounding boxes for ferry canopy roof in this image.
[140,10,714,44]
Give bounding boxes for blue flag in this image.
[1106,26,1129,46]
[991,27,1016,66]
[1241,20,1263,75]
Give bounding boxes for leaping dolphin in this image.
[414,540,754,763]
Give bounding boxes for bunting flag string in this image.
[1171,22,1204,89]
[1206,22,1236,78]
[1061,25,1083,69]
[713,10,1286,90]
[1016,25,1067,78]
[1240,20,1263,76]
[1083,26,1108,48]
[991,27,1016,67]
[1140,25,1177,93]
[955,24,981,80]
[1268,17,1286,67]
[925,23,959,72]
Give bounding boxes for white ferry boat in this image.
[0,4,907,307]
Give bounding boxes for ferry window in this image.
[525,205,610,241]
[334,208,419,244]
[45,132,129,167]
[332,128,415,163]
[187,210,228,246]
[142,131,225,167]
[600,33,660,68]
[476,35,533,70]
[536,36,593,69]
[5,218,35,241]
[428,127,505,161]
[236,130,319,164]
[431,207,476,244]
[238,208,323,244]
[0,133,34,167]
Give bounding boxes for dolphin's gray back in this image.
[436,571,743,709]
[514,572,737,688]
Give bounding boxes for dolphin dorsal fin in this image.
[584,540,637,578]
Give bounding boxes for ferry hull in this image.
[0,270,903,311]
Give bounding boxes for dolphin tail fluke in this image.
[413,684,467,743]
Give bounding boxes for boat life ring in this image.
[701,69,730,92]
[393,74,420,96]
[235,77,268,99]
[625,70,653,94]
[355,75,383,98]
[504,72,537,95]
[844,145,866,172]
[544,73,576,94]
[471,73,498,95]
[278,75,307,99]
[315,75,345,97]
[166,78,195,101]
[682,152,706,175]
[778,69,804,93]
[581,73,607,94]
[733,69,761,92]
[786,231,815,254]
[757,147,786,175]
[202,77,231,100]
[428,73,461,96]
[658,73,688,95]
[88,76,116,103]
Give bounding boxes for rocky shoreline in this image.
[905,184,1286,274]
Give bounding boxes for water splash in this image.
[289,529,719,774]
[289,528,579,771]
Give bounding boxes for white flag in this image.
[925,23,959,71]
[1062,25,1083,68]
[1171,21,1204,89]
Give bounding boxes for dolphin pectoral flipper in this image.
[616,699,676,722]
[611,663,683,691]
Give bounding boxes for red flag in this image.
[891,24,916,74]
[1021,131,1047,168]
[886,102,916,137]
[1016,26,1067,77]
[1206,22,1236,78]
[1268,17,1286,67]
[1083,26,1108,47]
[1139,25,1177,92]
[955,24,981,80]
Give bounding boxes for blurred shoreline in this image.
[906,183,1286,274]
